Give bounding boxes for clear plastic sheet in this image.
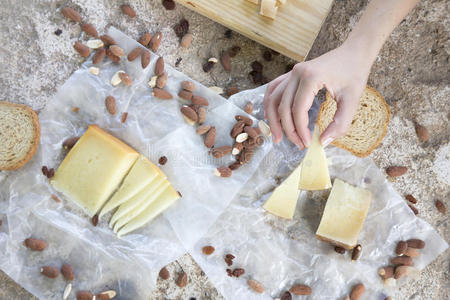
[190,85,449,299]
[0,27,271,299]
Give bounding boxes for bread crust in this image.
[0,101,40,170]
[317,86,390,158]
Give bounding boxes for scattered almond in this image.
[281,291,292,300]
[235,115,253,126]
[178,90,193,101]
[181,81,195,92]
[214,166,232,177]
[220,51,231,72]
[106,48,120,63]
[138,33,152,46]
[404,247,420,257]
[76,291,94,300]
[110,45,125,57]
[89,67,99,75]
[121,112,128,123]
[61,7,82,23]
[196,125,211,135]
[127,47,142,61]
[156,72,168,88]
[204,126,216,148]
[100,34,116,46]
[110,71,122,86]
[258,120,272,137]
[93,47,106,64]
[118,72,132,86]
[105,96,117,115]
[239,148,254,164]
[73,41,90,58]
[24,238,47,251]
[155,57,165,76]
[72,107,80,113]
[386,166,408,177]
[176,271,188,287]
[231,121,245,138]
[208,86,224,94]
[159,267,170,280]
[212,146,232,158]
[224,254,235,266]
[141,50,151,68]
[63,283,72,300]
[162,0,176,10]
[334,246,345,254]
[197,107,207,124]
[231,268,245,277]
[405,194,417,204]
[148,75,158,88]
[121,4,136,18]
[435,200,446,214]
[81,23,98,38]
[232,142,244,155]
[244,102,253,114]
[226,86,239,97]
[244,126,259,138]
[414,122,429,142]
[61,263,74,281]
[91,214,98,226]
[63,137,79,150]
[408,203,418,215]
[51,194,61,202]
[390,256,413,266]
[349,283,365,300]
[378,266,394,280]
[394,265,409,279]
[202,245,215,255]
[41,266,59,278]
[236,132,249,143]
[191,95,209,106]
[180,33,193,48]
[247,279,264,294]
[351,244,362,261]
[86,39,103,49]
[150,32,162,52]
[289,284,311,295]
[152,88,173,99]
[181,106,198,123]
[96,290,116,300]
[407,239,425,249]
[395,241,408,255]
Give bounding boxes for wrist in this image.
[340,36,377,73]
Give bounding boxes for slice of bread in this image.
[316,86,390,157]
[0,101,40,170]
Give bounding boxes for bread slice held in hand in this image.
[0,101,40,170]
[316,86,390,157]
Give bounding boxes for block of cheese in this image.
[117,185,180,237]
[316,179,372,249]
[51,125,139,216]
[109,176,167,227]
[263,163,302,219]
[298,125,332,190]
[260,0,278,19]
[99,155,164,218]
[112,181,170,232]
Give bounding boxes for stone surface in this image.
[0,0,448,299]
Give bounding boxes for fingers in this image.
[320,93,359,146]
[263,72,290,117]
[265,78,290,143]
[278,79,305,148]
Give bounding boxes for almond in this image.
[407,239,425,249]
[202,245,215,255]
[86,39,103,49]
[414,122,429,142]
[281,291,292,300]
[378,266,394,280]
[121,4,136,18]
[41,266,59,278]
[390,256,413,266]
[334,246,345,254]
[148,75,158,88]
[351,244,362,261]
[118,72,132,86]
[239,148,254,164]
[349,283,365,300]
[89,67,99,75]
[72,107,80,113]
[110,45,125,57]
[255,136,264,146]
[127,47,142,61]
[214,166,232,177]
[235,115,253,126]
[244,102,253,114]
[91,214,98,226]
[435,200,446,214]
[61,263,74,281]
[121,112,128,123]
[226,86,239,97]
[106,48,120,63]
[24,238,47,251]
[408,203,419,215]
[229,161,241,170]
[61,7,82,23]
[155,57,165,76]
[232,142,244,155]
[181,81,195,92]
[96,291,116,300]
[152,88,173,100]
[181,106,198,123]
[73,41,90,57]
[105,96,116,115]
[197,107,207,124]
[204,126,216,148]
[178,90,193,101]
[243,137,257,149]
[156,72,168,88]
[192,95,209,106]
[159,267,170,280]
[176,271,188,287]
[244,126,259,138]
[150,32,162,52]
[192,125,208,137]
[231,121,245,138]
[138,33,152,46]
[394,266,409,279]
[236,132,249,143]
[100,34,116,46]
[212,146,232,158]
[395,241,408,255]
[405,194,417,204]
[93,47,106,64]
[110,71,122,86]
[247,279,264,294]
[51,194,61,202]
[76,291,94,300]
[289,284,311,295]
[258,120,272,137]
[180,33,193,48]
[63,283,72,300]
[81,23,98,38]
[386,166,408,177]
[141,51,151,68]
[404,247,420,257]
[220,50,231,72]
[63,137,79,150]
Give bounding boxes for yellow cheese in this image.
[260,0,278,19]
[109,176,167,227]
[246,0,260,4]
[316,179,372,249]
[263,164,302,219]
[276,0,286,6]
[99,155,164,218]
[51,125,138,216]
[298,125,332,190]
[117,186,180,237]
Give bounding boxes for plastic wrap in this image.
[190,85,449,299]
[0,27,271,299]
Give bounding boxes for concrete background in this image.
[0,0,448,299]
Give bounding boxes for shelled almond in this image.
[150,32,162,52]
[93,48,106,64]
[141,51,150,68]
[61,7,82,23]
[152,88,173,99]
[127,47,142,61]
[74,41,90,57]
[138,33,152,46]
[81,23,98,38]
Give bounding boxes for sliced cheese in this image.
[263,164,302,219]
[99,155,164,218]
[109,176,167,227]
[316,179,372,249]
[276,0,286,6]
[298,125,332,190]
[246,0,260,4]
[51,125,139,216]
[117,186,180,237]
[260,0,278,20]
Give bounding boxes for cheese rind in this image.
[117,186,180,237]
[51,125,139,216]
[263,164,301,219]
[299,125,332,190]
[316,179,372,249]
[99,155,163,218]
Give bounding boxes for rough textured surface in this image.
[0,0,448,299]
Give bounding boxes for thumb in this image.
[320,94,359,147]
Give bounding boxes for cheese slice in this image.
[109,176,167,227]
[99,155,164,218]
[276,0,286,5]
[246,0,260,4]
[298,125,332,190]
[316,179,372,249]
[117,186,180,237]
[263,164,302,219]
[260,0,278,19]
[51,125,139,216]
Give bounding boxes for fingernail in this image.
[304,139,311,148]
[322,137,333,147]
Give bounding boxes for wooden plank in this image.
[175,0,333,62]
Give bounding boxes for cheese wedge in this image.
[117,186,180,237]
[260,0,278,19]
[99,155,164,218]
[263,164,302,219]
[298,125,332,190]
[51,125,139,216]
[109,177,167,227]
[316,179,372,249]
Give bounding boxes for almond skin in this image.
[395,241,408,255]
[141,51,150,68]
[204,126,216,148]
[178,90,193,101]
[390,256,413,266]
[61,264,74,281]
[100,34,116,46]
[150,32,162,52]
[196,125,211,135]
[181,81,195,92]
[197,107,207,124]
[349,283,365,300]
[159,267,170,280]
[81,23,98,38]
[110,45,125,57]
[127,47,142,61]
[41,266,59,278]
[247,279,264,294]
[414,122,429,142]
[155,57,165,76]
[226,86,239,97]
[105,96,116,115]
[180,33,193,48]
[289,284,311,295]
[386,166,408,177]
[156,72,168,89]
[192,95,209,106]
[202,245,215,255]
[152,88,172,100]
[181,106,198,122]
[121,4,136,18]
[76,291,94,300]
[61,7,82,23]
[176,271,188,287]
[138,33,152,46]
[93,47,106,64]
[73,41,90,58]
[435,200,446,214]
[24,238,47,251]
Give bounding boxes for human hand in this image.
[263,42,372,149]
